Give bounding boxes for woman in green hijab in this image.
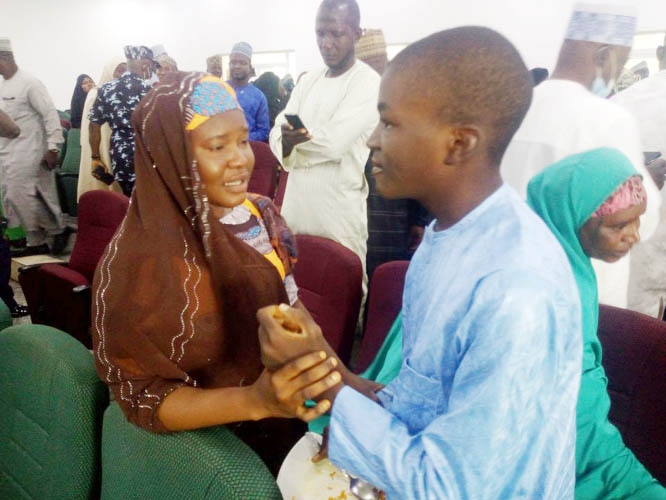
[527,147,665,499]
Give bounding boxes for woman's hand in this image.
[252,351,343,422]
[257,303,332,371]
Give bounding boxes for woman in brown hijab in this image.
[92,72,339,473]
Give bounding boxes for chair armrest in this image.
[72,284,91,294]
[19,263,47,275]
[19,262,69,275]
[56,172,79,179]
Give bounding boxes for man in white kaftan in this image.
[0,38,65,251]
[612,38,666,316]
[501,3,660,308]
[269,0,379,277]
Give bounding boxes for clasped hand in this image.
[253,351,341,422]
[256,304,344,421]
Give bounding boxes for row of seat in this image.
[0,259,407,499]
[0,324,281,499]
[5,267,666,496]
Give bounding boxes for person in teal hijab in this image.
[527,147,665,499]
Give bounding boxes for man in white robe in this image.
[0,38,67,254]
[612,35,666,316]
[269,0,380,280]
[500,3,661,308]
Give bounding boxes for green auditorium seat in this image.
[101,402,281,500]
[0,324,109,499]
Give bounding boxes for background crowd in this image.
[1,0,665,498]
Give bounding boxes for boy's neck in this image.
[429,169,503,231]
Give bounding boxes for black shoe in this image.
[10,304,29,318]
[51,227,72,256]
[10,243,50,257]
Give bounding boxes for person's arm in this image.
[269,79,307,167]
[285,68,379,166]
[0,109,19,138]
[326,273,582,499]
[88,122,108,173]
[87,90,111,174]
[249,91,270,142]
[157,351,340,431]
[27,80,63,169]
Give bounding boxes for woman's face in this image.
[113,63,127,79]
[189,109,254,214]
[579,200,646,262]
[81,77,95,93]
[156,64,175,82]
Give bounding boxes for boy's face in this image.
[368,69,451,201]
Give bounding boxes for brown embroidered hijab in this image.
[92,72,289,431]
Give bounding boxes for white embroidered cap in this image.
[0,38,12,53]
[565,3,637,47]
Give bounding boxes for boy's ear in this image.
[443,126,480,165]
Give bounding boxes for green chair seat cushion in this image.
[101,402,281,500]
[0,325,108,499]
[0,300,12,331]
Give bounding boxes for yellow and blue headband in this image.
[185,76,240,131]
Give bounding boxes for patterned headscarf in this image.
[593,175,646,217]
[184,76,239,131]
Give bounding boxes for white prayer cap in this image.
[0,38,12,52]
[565,3,637,47]
[151,44,167,58]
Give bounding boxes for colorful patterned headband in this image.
[593,175,646,217]
[185,76,240,131]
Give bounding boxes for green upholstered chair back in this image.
[0,299,12,331]
[101,402,281,500]
[57,128,81,217]
[60,129,81,175]
[0,324,109,499]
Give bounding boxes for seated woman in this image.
[91,72,342,474]
[527,147,665,499]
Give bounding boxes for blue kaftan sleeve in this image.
[328,271,581,499]
[249,91,270,142]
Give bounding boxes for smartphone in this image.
[92,165,115,185]
[285,113,307,130]
[643,151,662,165]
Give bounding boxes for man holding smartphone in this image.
[269,0,380,285]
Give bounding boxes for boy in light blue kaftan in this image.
[260,26,584,499]
[328,184,581,498]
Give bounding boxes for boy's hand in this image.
[257,303,330,371]
[253,351,341,422]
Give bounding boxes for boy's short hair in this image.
[390,27,532,164]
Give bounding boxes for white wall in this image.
[3,0,664,109]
